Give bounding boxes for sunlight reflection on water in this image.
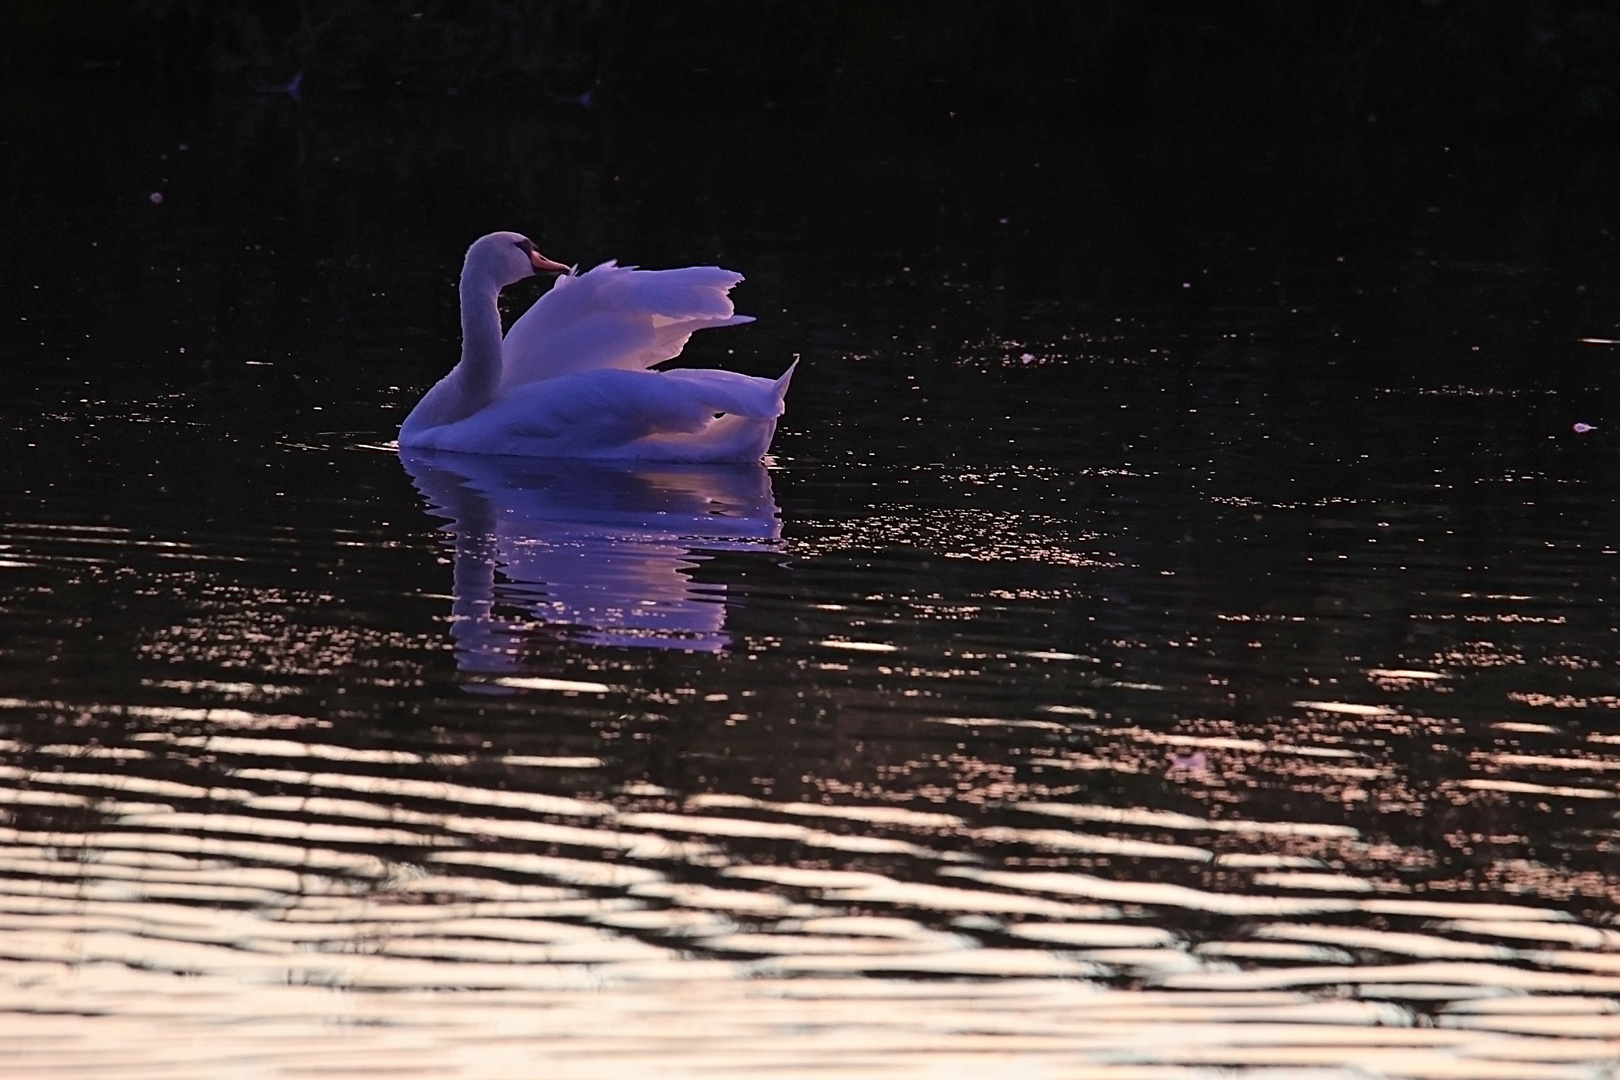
[5,83,1620,1079]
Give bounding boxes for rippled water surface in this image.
[6,79,1620,1078]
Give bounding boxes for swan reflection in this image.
[400,449,781,666]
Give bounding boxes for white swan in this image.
[399,232,794,461]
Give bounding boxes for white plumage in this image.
[400,232,794,461]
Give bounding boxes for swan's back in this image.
[500,261,753,388]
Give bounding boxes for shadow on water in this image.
[401,449,781,664]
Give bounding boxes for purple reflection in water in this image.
[401,449,781,668]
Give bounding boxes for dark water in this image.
[5,77,1620,1077]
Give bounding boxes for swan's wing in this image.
[657,365,794,420]
[504,369,715,442]
[420,365,795,462]
[613,264,745,319]
[501,262,752,387]
[504,368,788,439]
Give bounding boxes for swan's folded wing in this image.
[502,262,752,385]
[409,365,793,463]
[657,367,791,420]
[485,368,780,451]
[501,370,711,443]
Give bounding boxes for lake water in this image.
[4,77,1620,1078]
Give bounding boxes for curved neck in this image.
[398,267,506,439]
[455,267,504,413]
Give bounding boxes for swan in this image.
[399,232,795,461]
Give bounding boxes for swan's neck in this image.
[455,269,504,412]
[400,269,505,438]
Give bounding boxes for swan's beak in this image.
[529,250,569,274]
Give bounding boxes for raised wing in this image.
[500,261,753,388]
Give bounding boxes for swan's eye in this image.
[513,238,536,256]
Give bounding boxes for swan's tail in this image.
[652,362,796,422]
[772,358,799,406]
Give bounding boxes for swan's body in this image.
[400,232,793,462]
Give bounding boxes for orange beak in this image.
[529,249,570,274]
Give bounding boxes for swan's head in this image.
[463,231,570,291]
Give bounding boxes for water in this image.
[5,77,1620,1077]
